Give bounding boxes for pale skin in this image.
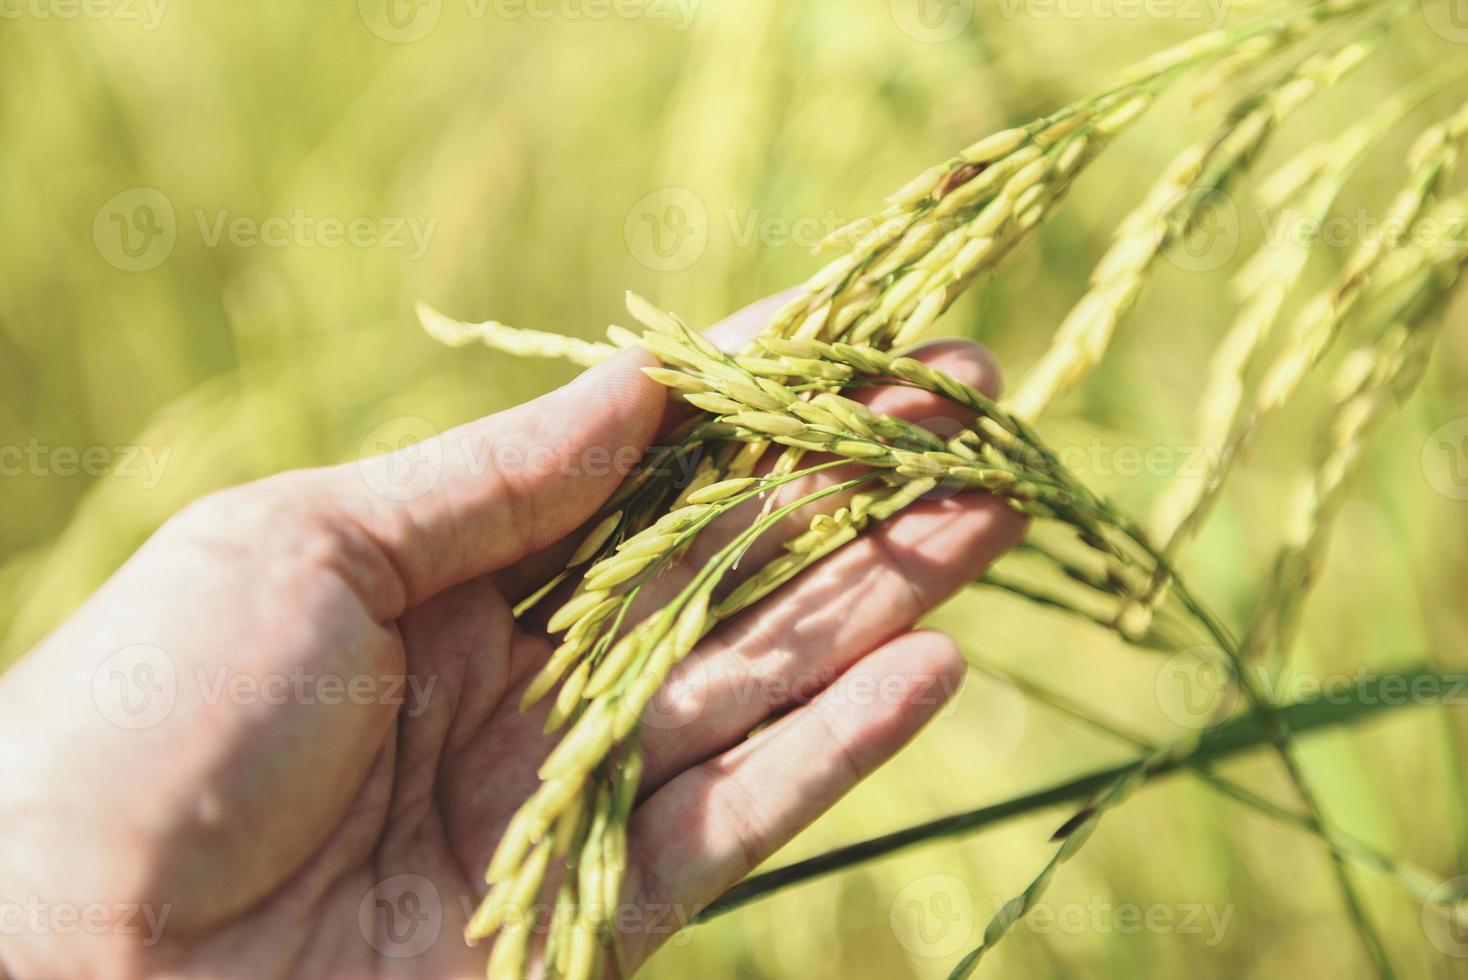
[0,294,1025,979]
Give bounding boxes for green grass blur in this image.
[3,1,1468,976]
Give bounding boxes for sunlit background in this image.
[4,1,1468,976]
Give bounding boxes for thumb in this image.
[336,348,664,607]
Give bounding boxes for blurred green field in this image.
[4,1,1468,976]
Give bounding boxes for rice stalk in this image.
[946,736,1201,978]
[1148,83,1468,587]
[984,659,1451,906]
[1005,6,1400,423]
[414,7,1468,973]
[698,663,1447,921]
[1239,200,1468,666]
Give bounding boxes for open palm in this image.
[0,296,1022,979]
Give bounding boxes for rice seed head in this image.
[562,921,600,980]
[613,670,664,740]
[582,550,658,590]
[684,391,747,415]
[828,438,886,461]
[418,302,615,367]
[486,810,536,884]
[614,750,644,815]
[539,699,616,781]
[567,512,622,567]
[604,323,643,349]
[686,476,758,504]
[959,127,1028,164]
[653,504,706,534]
[730,411,808,437]
[812,393,876,435]
[520,637,589,711]
[642,366,712,393]
[551,791,586,857]
[672,590,711,654]
[524,773,586,834]
[727,380,788,412]
[466,881,512,942]
[585,621,655,699]
[552,587,615,635]
[546,661,592,732]
[887,164,947,207]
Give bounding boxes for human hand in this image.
[0,294,1024,978]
